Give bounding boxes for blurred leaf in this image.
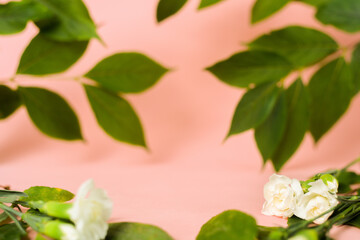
[196,210,257,240]
[255,90,287,163]
[287,216,306,226]
[17,33,88,75]
[249,26,338,67]
[351,43,360,95]
[21,186,74,203]
[0,85,21,119]
[22,209,52,232]
[85,53,168,93]
[156,0,188,22]
[207,51,292,88]
[0,190,27,203]
[35,234,49,240]
[316,0,360,33]
[198,0,225,9]
[0,223,26,240]
[84,85,146,147]
[0,212,8,223]
[33,0,98,41]
[0,1,49,35]
[271,79,309,171]
[345,215,360,228]
[336,171,360,193]
[308,58,353,142]
[18,87,82,140]
[251,0,290,24]
[227,83,279,138]
[299,0,330,7]
[289,229,318,240]
[106,222,173,240]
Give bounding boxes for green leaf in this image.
[21,186,74,203]
[196,210,257,240]
[84,85,146,147]
[336,171,360,193]
[249,26,338,67]
[289,229,318,240]
[345,215,360,228]
[287,216,306,226]
[207,51,292,88]
[17,33,88,75]
[18,87,82,140]
[0,223,26,240]
[35,234,48,240]
[0,212,8,223]
[33,0,98,41]
[271,79,309,171]
[299,0,330,7]
[0,1,49,35]
[0,85,21,119]
[22,209,53,232]
[227,83,279,138]
[156,0,188,22]
[105,222,173,240]
[0,190,27,203]
[85,53,168,93]
[198,0,225,9]
[351,43,360,96]
[255,90,287,163]
[316,0,360,33]
[308,58,353,142]
[251,0,290,24]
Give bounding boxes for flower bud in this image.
[40,201,72,220]
[289,229,318,240]
[42,220,79,240]
[320,174,338,194]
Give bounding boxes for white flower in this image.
[67,179,113,240]
[262,174,303,218]
[60,224,80,240]
[294,179,338,224]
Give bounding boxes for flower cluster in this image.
[262,174,339,224]
[38,179,113,240]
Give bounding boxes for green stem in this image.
[342,157,360,172]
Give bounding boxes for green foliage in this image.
[308,58,353,142]
[300,0,330,7]
[156,0,188,22]
[84,85,146,147]
[255,90,287,163]
[0,85,21,119]
[18,87,83,140]
[85,53,168,93]
[196,210,257,240]
[22,210,53,232]
[249,26,338,67]
[251,0,290,24]
[0,223,26,240]
[198,0,225,10]
[17,33,88,75]
[271,79,309,171]
[316,0,360,33]
[21,186,74,203]
[206,51,292,88]
[228,83,280,137]
[351,43,360,95]
[336,170,360,193]
[0,1,49,35]
[106,222,174,240]
[33,0,99,41]
[0,190,27,203]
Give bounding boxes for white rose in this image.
[294,179,338,224]
[262,174,303,218]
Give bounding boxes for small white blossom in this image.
[262,174,303,218]
[294,179,338,224]
[60,224,80,240]
[67,179,113,240]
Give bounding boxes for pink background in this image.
[1,0,360,239]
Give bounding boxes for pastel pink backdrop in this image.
[1,0,360,239]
